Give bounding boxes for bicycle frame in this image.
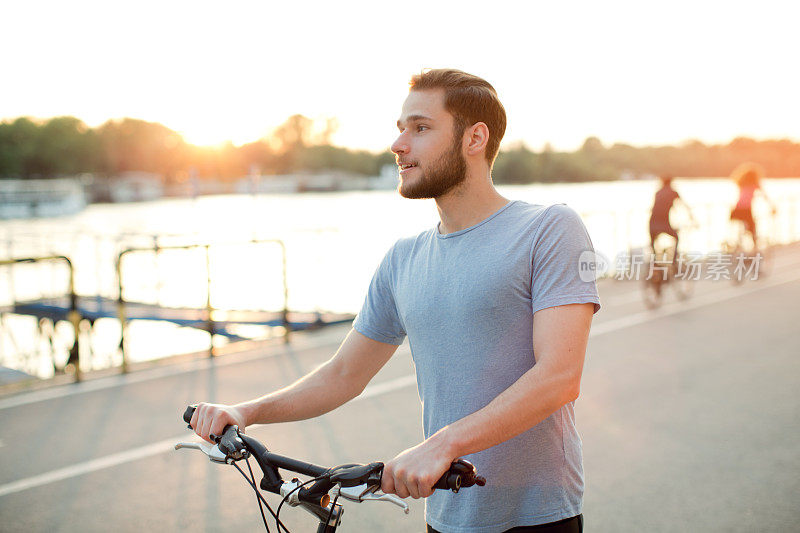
[642,232,694,308]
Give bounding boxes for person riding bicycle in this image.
[648,175,695,258]
[190,69,599,533]
[729,162,777,249]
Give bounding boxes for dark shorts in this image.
[649,219,678,243]
[427,514,583,533]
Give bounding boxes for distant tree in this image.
[297,145,389,175]
[238,141,276,175]
[269,114,313,173]
[312,117,339,146]
[376,150,396,169]
[33,117,98,176]
[3,111,800,181]
[0,118,38,178]
[97,118,186,177]
[580,136,605,154]
[493,143,538,184]
[0,117,99,178]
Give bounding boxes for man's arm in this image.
[190,328,398,442]
[381,303,594,499]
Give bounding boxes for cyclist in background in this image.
[649,175,695,257]
[729,162,777,248]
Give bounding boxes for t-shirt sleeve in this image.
[530,204,602,315]
[352,244,407,345]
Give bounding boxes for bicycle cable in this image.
[324,491,341,530]
[231,460,292,532]
[246,456,270,532]
[275,476,326,533]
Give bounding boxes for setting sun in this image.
[2,1,798,152]
[175,117,269,148]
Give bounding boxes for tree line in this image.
[1,115,798,183]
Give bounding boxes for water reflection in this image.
[1,180,799,376]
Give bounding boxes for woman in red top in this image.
[729,163,776,247]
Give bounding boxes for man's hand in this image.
[190,402,247,443]
[381,433,454,499]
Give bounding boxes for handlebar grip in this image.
[183,405,197,425]
[433,459,485,493]
[433,472,461,491]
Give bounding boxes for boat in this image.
[0,177,88,219]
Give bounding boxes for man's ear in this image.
[465,122,489,157]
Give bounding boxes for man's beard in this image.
[398,134,467,199]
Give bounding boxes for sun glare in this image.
[176,121,269,148]
[2,2,798,152]
[180,129,238,148]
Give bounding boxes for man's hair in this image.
[409,69,507,166]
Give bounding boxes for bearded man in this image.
[191,69,600,533]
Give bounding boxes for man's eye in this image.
[416,125,428,132]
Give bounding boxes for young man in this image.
[190,69,600,533]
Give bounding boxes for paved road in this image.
[1,245,799,532]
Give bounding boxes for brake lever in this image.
[174,441,230,464]
[332,483,409,514]
[360,491,409,514]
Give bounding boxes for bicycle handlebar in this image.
[181,405,485,494]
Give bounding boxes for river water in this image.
[2,178,799,375]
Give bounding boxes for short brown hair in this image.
[409,69,507,166]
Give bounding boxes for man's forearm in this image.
[434,360,580,459]
[233,329,398,428]
[236,357,366,426]
[432,303,593,458]
[379,358,583,499]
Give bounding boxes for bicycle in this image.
[722,209,776,284]
[641,235,695,309]
[175,405,485,532]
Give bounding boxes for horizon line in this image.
[2,114,800,155]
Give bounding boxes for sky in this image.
[2,0,799,152]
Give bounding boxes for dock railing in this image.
[115,239,289,372]
[0,255,83,380]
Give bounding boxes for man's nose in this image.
[391,133,408,155]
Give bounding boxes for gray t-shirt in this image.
[353,200,601,532]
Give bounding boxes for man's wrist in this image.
[433,423,467,459]
[235,401,257,427]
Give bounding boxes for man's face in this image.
[391,89,467,199]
